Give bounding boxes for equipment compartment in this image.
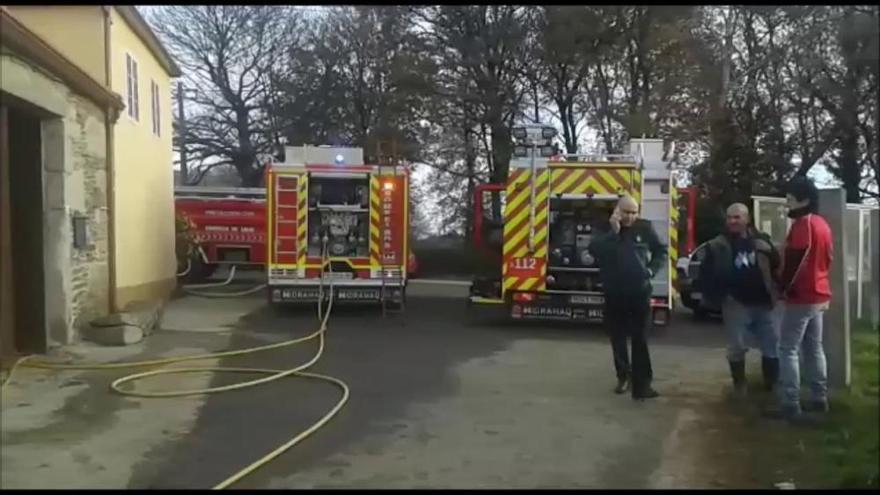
[546,198,616,291]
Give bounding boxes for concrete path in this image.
[0,291,263,489]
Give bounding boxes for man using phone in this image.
[588,196,668,400]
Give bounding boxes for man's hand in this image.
[609,208,621,234]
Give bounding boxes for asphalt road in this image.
[2,267,740,489]
[119,278,731,489]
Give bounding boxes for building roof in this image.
[114,6,182,77]
[0,7,125,120]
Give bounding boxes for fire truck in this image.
[264,145,411,311]
[469,126,681,327]
[174,186,267,280]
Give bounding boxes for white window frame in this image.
[125,52,140,122]
[150,80,161,137]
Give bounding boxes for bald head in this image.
[726,202,750,235]
[616,195,639,227]
[618,195,639,211]
[727,203,749,217]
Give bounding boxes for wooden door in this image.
[0,103,15,359]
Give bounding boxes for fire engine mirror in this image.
[540,145,555,157]
[514,145,529,157]
[72,214,90,249]
[512,128,527,140]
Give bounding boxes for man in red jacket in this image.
[766,176,833,422]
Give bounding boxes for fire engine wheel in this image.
[692,308,709,321]
[382,289,406,312]
[383,299,403,312]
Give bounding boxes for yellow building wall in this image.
[109,7,176,308]
[3,6,106,84]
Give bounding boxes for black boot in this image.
[728,360,747,397]
[614,376,630,394]
[632,386,660,400]
[761,357,779,392]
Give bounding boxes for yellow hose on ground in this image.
[0,244,348,490]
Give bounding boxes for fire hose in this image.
[176,247,267,298]
[180,265,268,298]
[0,242,348,490]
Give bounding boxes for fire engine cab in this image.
[265,145,410,312]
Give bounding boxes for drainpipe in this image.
[103,5,118,313]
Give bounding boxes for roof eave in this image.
[0,7,126,121]
[113,6,182,78]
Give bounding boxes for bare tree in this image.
[273,7,435,164]
[417,6,533,184]
[147,6,298,186]
[814,6,879,202]
[530,7,601,153]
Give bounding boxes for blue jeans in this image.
[722,297,779,362]
[778,303,829,411]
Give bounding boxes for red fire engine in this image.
[174,186,267,280]
[469,127,699,326]
[264,145,412,311]
[174,164,418,287]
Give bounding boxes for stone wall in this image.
[65,92,110,337]
[1,48,109,346]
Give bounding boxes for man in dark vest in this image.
[589,195,668,400]
[697,203,781,398]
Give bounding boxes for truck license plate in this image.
[570,295,604,305]
[322,272,353,281]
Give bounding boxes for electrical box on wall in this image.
[72,213,90,249]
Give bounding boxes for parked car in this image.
[677,242,722,319]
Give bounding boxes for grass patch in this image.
[815,320,879,488]
[734,320,879,489]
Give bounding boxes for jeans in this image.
[605,294,652,393]
[778,303,829,411]
[721,297,779,362]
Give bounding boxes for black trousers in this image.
[604,294,653,393]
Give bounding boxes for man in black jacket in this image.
[588,196,668,400]
[697,203,781,397]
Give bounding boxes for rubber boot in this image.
[761,357,779,392]
[728,360,747,398]
[614,376,630,394]
[632,386,660,401]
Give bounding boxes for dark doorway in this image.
[0,92,48,357]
